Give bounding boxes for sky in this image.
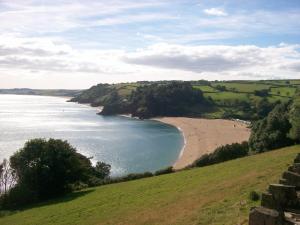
[0,0,300,89]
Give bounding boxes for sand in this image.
[154,117,251,170]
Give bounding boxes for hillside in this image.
[0,89,82,97]
[71,80,300,120]
[1,145,299,225]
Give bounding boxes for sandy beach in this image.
[154,117,251,170]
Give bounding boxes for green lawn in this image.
[1,145,299,225]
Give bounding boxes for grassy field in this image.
[211,82,271,93]
[1,145,299,225]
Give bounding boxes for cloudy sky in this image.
[0,0,300,89]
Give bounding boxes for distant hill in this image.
[0,145,298,225]
[71,79,300,120]
[0,88,82,97]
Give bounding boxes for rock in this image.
[294,154,300,163]
[288,163,300,174]
[284,212,300,225]
[262,192,276,209]
[282,171,300,188]
[268,184,298,208]
[249,207,282,225]
[279,179,289,185]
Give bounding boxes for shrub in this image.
[154,167,173,176]
[249,102,293,152]
[192,142,249,167]
[249,191,260,201]
[1,139,111,209]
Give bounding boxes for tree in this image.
[129,82,206,119]
[94,162,111,180]
[215,85,227,91]
[289,95,300,143]
[9,139,109,202]
[249,102,292,152]
[0,159,17,197]
[254,89,269,97]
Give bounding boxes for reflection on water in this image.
[0,95,183,176]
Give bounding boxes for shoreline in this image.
[153,117,251,170]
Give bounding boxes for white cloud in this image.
[197,10,300,35]
[0,36,299,89]
[93,13,177,26]
[0,0,169,33]
[123,43,300,77]
[203,8,227,16]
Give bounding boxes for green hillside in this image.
[70,80,300,120]
[1,145,299,225]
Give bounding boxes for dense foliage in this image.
[70,83,113,106]
[192,142,249,167]
[0,139,110,209]
[71,80,300,121]
[129,82,206,119]
[249,103,291,152]
[289,94,300,142]
[249,92,300,152]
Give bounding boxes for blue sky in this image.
[0,0,299,88]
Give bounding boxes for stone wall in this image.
[249,153,300,225]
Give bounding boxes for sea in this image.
[0,95,183,176]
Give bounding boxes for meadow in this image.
[1,145,299,225]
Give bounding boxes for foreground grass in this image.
[1,145,299,225]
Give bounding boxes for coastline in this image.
[153,117,251,170]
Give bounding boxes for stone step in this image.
[288,163,300,174]
[249,206,282,225]
[268,184,298,208]
[282,171,300,188]
[294,153,300,163]
[280,178,289,185]
[285,211,300,225]
[261,192,276,209]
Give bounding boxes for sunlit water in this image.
[0,95,183,176]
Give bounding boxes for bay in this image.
[0,95,183,176]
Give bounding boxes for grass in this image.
[204,91,250,102]
[270,87,297,97]
[211,82,271,93]
[193,85,217,93]
[1,145,299,225]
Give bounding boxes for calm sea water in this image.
[0,95,183,176]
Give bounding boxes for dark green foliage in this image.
[94,162,111,180]
[154,167,173,176]
[215,85,227,91]
[249,191,260,201]
[1,139,110,208]
[103,172,154,185]
[70,84,112,105]
[100,91,127,115]
[192,142,249,167]
[10,139,93,200]
[130,82,205,119]
[254,89,269,97]
[289,94,300,143]
[254,98,275,118]
[249,103,292,152]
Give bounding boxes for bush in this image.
[249,102,293,152]
[249,191,260,201]
[154,167,173,176]
[1,139,111,209]
[192,142,249,167]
